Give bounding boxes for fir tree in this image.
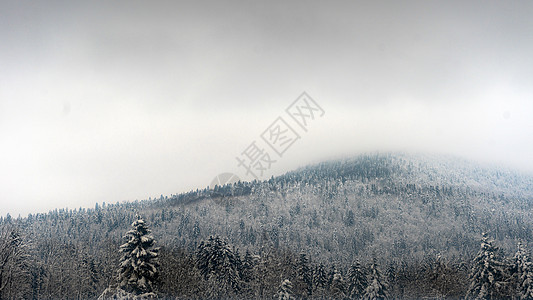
[429,254,454,298]
[330,269,347,299]
[196,235,241,297]
[240,249,256,282]
[297,252,313,297]
[81,255,99,298]
[117,215,159,295]
[363,261,388,300]
[314,263,329,290]
[513,242,533,300]
[279,279,294,300]
[465,233,508,300]
[328,266,337,289]
[347,260,368,299]
[385,262,396,296]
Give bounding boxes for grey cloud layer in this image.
[1,1,532,216]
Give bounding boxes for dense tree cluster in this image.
[0,225,29,299]
[0,153,532,299]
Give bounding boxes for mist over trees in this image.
[0,153,532,299]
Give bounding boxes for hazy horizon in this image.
[2,1,533,217]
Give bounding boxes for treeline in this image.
[1,153,532,298]
[159,235,469,299]
[2,218,533,299]
[169,233,532,299]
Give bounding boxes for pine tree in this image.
[465,233,508,300]
[513,242,533,299]
[279,279,294,300]
[363,261,388,300]
[328,266,337,289]
[196,235,241,297]
[314,263,329,290]
[81,255,99,298]
[241,249,257,282]
[429,254,454,298]
[117,215,159,295]
[347,260,368,299]
[330,269,347,299]
[297,252,313,297]
[385,262,396,296]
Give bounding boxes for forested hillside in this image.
[1,153,532,299]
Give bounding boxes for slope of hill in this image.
[182,152,533,262]
[1,152,532,299]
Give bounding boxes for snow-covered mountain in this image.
[180,152,533,263]
[2,152,532,299]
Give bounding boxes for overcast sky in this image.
[1,1,532,217]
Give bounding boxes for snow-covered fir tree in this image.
[513,242,533,299]
[363,261,388,300]
[429,254,452,298]
[297,252,313,297]
[81,255,99,298]
[278,279,294,300]
[195,235,241,297]
[312,263,329,298]
[385,262,396,296]
[465,233,508,299]
[347,260,368,299]
[117,215,160,295]
[330,269,347,299]
[328,267,337,289]
[314,263,329,290]
[240,249,256,282]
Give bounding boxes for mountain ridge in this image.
[2,152,532,299]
